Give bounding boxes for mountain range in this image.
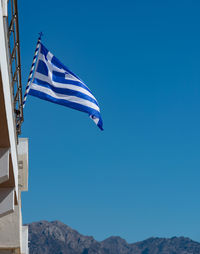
[28,221,200,254]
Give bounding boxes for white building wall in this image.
[0,1,29,253]
[0,0,19,200]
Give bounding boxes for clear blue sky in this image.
[19,0,200,243]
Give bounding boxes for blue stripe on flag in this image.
[37,60,49,76]
[40,43,48,58]
[29,89,102,119]
[33,78,99,106]
[52,72,92,93]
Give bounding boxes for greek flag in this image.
[24,42,103,130]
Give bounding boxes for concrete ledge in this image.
[0,205,21,249]
[17,138,28,192]
[0,149,9,184]
[21,226,29,254]
[1,0,8,17]
[0,188,14,217]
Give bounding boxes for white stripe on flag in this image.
[30,83,100,112]
[34,72,97,101]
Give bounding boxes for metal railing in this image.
[5,0,23,136]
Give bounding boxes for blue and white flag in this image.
[24,42,103,130]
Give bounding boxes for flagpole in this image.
[23,33,43,108]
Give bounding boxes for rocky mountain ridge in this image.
[28,220,200,254]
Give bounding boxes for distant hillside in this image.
[28,220,200,254]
